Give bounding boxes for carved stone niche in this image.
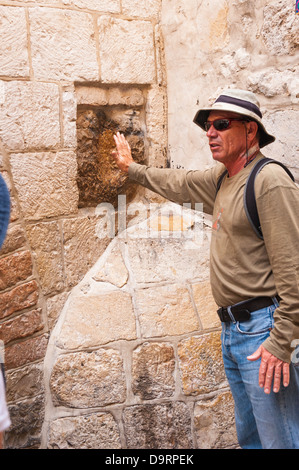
[76,85,147,208]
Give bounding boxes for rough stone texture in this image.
[46,292,70,332]
[135,284,199,338]
[51,349,126,408]
[6,363,44,403]
[192,281,220,330]
[128,237,210,285]
[0,6,29,77]
[48,412,122,449]
[161,0,299,171]
[0,250,33,291]
[261,0,299,56]
[132,342,175,399]
[76,85,145,108]
[0,308,43,344]
[122,0,161,19]
[0,280,39,320]
[57,291,137,350]
[29,7,99,81]
[10,151,78,221]
[26,222,64,295]
[98,17,156,84]
[123,402,193,449]
[62,87,77,149]
[0,224,26,256]
[76,106,145,207]
[63,0,120,12]
[262,111,299,170]
[194,391,237,449]
[178,333,227,395]
[5,334,48,370]
[5,394,45,449]
[92,244,128,288]
[0,81,60,152]
[43,205,234,449]
[62,212,111,288]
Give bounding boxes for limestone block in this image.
[0,81,60,151]
[178,332,227,395]
[192,281,220,330]
[146,85,168,167]
[0,308,43,344]
[50,349,126,408]
[262,110,299,169]
[6,363,44,403]
[62,89,77,148]
[0,250,33,291]
[62,212,111,288]
[262,0,299,56]
[46,291,70,331]
[26,221,64,295]
[76,85,144,107]
[194,391,238,449]
[62,0,120,12]
[122,0,161,18]
[98,17,156,84]
[134,284,199,338]
[247,68,299,102]
[92,244,128,288]
[127,237,210,285]
[0,6,29,77]
[29,7,99,81]
[10,151,78,221]
[0,224,26,256]
[123,402,193,449]
[48,412,121,449]
[132,342,175,399]
[5,334,48,370]
[57,291,136,350]
[0,280,39,320]
[5,394,45,449]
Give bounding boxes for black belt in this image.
[217,296,280,323]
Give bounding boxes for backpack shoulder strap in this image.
[244,158,295,240]
[216,169,228,195]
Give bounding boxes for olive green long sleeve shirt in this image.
[128,153,299,363]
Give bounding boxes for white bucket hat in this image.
[193,88,275,148]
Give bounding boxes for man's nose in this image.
[206,124,218,137]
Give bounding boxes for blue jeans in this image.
[221,299,299,449]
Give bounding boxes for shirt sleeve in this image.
[0,371,10,433]
[128,162,222,215]
[256,165,299,363]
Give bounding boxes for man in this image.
[0,172,11,448]
[112,88,299,449]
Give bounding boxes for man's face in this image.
[206,111,248,164]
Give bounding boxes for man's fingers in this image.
[283,362,290,388]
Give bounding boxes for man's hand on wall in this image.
[112,132,134,173]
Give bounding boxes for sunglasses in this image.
[204,118,247,132]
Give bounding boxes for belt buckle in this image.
[236,308,251,322]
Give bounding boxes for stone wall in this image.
[162,0,299,173]
[43,203,237,449]
[0,0,167,448]
[0,0,298,449]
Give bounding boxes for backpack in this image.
[216,157,295,240]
